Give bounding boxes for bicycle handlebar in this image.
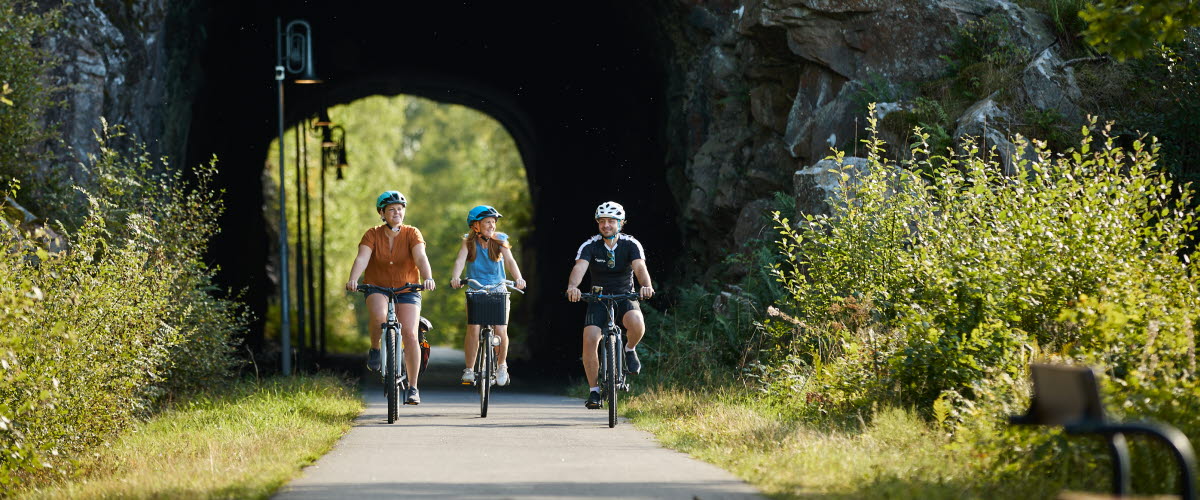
[578,292,641,302]
[357,283,424,297]
[462,278,524,294]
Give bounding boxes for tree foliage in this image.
[1081,0,1200,60]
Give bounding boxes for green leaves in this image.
[1080,0,1200,61]
[0,124,246,486]
[768,112,1200,423]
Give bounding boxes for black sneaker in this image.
[367,348,381,372]
[405,387,421,405]
[624,349,641,375]
[585,390,603,409]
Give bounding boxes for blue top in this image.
[466,232,508,285]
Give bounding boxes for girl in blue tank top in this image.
[450,205,527,387]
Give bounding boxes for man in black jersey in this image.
[566,201,655,409]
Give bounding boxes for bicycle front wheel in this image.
[385,326,399,424]
[479,329,492,417]
[605,333,618,428]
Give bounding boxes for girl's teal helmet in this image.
[466,205,502,227]
[376,191,407,210]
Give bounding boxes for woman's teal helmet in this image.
[376,191,407,210]
[466,205,502,227]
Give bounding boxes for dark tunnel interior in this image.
[186,2,681,379]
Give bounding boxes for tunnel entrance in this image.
[187,2,678,378]
[263,94,534,360]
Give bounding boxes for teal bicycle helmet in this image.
[376,191,407,210]
[466,205,502,227]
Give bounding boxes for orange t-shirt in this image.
[359,224,425,288]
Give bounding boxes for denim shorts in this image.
[368,291,422,306]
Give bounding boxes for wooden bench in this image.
[1010,363,1196,499]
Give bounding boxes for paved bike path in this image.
[275,350,764,499]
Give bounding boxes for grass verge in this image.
[17,375,363,499]
[624,385,1029,499]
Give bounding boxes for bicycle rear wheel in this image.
[385,326,399,424]
[479,328,493,417]
[605,333,618,428]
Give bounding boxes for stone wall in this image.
[37,0,198,171]
[656,0,1084,281]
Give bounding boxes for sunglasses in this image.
[606,248,615,269]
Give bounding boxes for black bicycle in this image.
[579,289,641,428]
[358,282,423,424]
[463,278,523,418]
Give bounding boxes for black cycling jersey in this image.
[574,233,645,293]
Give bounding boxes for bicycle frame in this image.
[358,283,422,424]
[579,289,640,428]
[463,279,522,418]
[599,300,627,390]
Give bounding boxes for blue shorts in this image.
[368,291,422,306]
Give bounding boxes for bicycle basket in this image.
[466,291,510,325]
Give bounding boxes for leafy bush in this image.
[641,193,791,386]
[1077,32,1200,185]
[768,108,1198,425]
[0,124,247,486]
[944,13,1030,74]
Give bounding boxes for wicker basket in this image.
[466,291,510,325]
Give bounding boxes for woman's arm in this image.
[449,239,469,289]
[500,246,526,289]
[412,242,436,291]
[345,244,373,291]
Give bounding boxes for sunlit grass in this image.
[624,386,1032,499]
[18,375,363,499]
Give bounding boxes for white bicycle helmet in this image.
[594,201,625,220]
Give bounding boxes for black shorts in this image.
[584,298,640,328]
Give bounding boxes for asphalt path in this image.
[275,348,764,499]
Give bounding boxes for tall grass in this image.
[16,375,362,499]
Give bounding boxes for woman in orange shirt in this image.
[345,190,436,405]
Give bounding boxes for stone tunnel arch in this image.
[185,2,682,377]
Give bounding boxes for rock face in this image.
[656,0,1085,280]
[36,0,197,169]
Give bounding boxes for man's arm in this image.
[632,259,654,299]
[565,259,589,302]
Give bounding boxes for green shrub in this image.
[641,193,791,386]
[768,107,1198,423]
[0,124,246,486]
[1077,33,1200,184]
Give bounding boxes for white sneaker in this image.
[461,368,475,385]
[496,364,510,386]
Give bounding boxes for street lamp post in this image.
[315,120,347,357]
[275,17,320,375]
